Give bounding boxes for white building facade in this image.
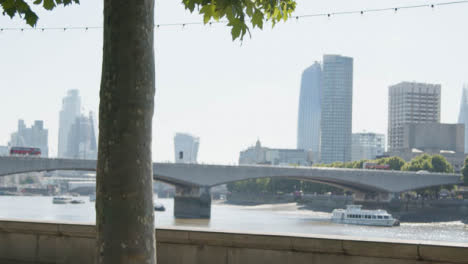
[351,132,385,161]
[174,133,200,163]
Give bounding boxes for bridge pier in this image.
[174,186,211,219]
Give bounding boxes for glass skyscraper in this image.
[320,55,353,164]
[458,84,468,153]
[58,90,81,158]
[297,62,322,160]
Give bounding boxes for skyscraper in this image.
[297,62,322,161]
[458,84,468,153]
[388,82,441,151]
[58,90,81,158]
[66,111,98,159]
[9,120,49,157]
[174,133,200,163]
[320,55,353,164]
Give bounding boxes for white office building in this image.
[174,133,200,163]
[0,146,9,156]
[388,82,441,151]
[351,132,385,161]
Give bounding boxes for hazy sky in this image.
[1,0,467,164]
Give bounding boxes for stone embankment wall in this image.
[0,219,467,264]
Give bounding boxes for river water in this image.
[0,196,467,243]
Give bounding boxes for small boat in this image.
[154,202,165,211]
[70,199,85,204]
[53,196,73,204]
[331,205,400,227]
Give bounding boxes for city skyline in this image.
[1,0,468,164]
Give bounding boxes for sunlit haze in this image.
[1,0,467,164]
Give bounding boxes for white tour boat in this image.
[52,196,73,204]
[331,205,400,227]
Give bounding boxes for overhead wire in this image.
[0,0,467,32]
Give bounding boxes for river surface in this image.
[0,196,467,244]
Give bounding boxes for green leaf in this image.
[182,0,297,41]
[43,0,56,10]
[1,0,78,27]
[231,24,241,40]
[1,0,15,9]
[200,4,215,24]
[25,10,38,26]
[251,10,263,29]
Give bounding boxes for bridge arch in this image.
[0,157,462,193]
[207,175,387,194]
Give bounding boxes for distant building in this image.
[239,140,312,166]
[458,84,468,153]
[401,123,464,153]
[58,90,81,158]
[174,133,199,163]
[351,132,385,161]
[388,82,441,152]
[297,62,322,161]
[386,123,466,172]
[0,146,8,156]
[320,55,353,164]
[66,112,98,159]
[9,120,48,157]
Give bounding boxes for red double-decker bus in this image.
[363,162,390,170]
[9,147,41,156]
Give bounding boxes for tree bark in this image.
[96,1,155,263]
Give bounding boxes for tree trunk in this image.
[96,1,155,263]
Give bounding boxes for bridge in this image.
[0,156,462,218]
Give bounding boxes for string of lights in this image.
[1,0,467,32]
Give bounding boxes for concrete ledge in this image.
[0,219,467,264]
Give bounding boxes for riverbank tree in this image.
[462,157,468,185]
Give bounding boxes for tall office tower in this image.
[9,120,49,156]
[66,112,98,159]
[320,55,353,164]
[351,132,385,161]
[297,62,322,161]
[174,133,200,163]
[388,82,441,151]
[58,90,81,157]
[458,84,468,153]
